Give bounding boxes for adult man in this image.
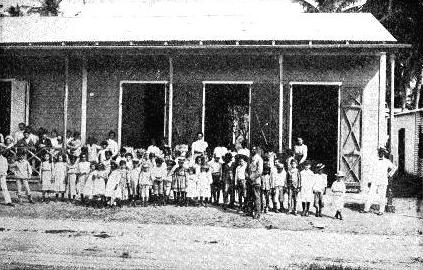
[293,137,308,164]
[363,148,397,215]
[15,129,36,152]
[191,132,208,157]
[0,147,13,206]
[249,145,263,219]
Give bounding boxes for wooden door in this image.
[340,87,362,191]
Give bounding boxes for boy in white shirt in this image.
[208,154,222,205]
[10,152,34,204]
[313,163,327,217]
[271,159,286,213]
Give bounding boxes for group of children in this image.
[1,133,347,220]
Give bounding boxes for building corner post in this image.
[63,56,69,147]
[278,55,284,153]
[379,52,387,148]
[168,57,174,148]
[81,57,88,145]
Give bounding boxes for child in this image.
[98,141,108,163]
[151,158,168,206]
[77,154,91,202]
[261,164,271,213]
[82,162,97,205]
[93,163,107,207]
[185,167,198,206]
[299,161,315,217]
[221,152,235,209]
[271,160,286,213]
[313,163,327,217]
[40,152,54,202]
[197,165,212,207]
[67,155,78,201]
[105,162,121,207]
[128,160,140,206]
[53,154,67,201]
[172,157,188,207]
[86,136,100,163]
[287,159,301,215]
[0,147,13,206]
[138,163,152,207]
[332,171,346,220]
[118,160,130,204]
[208,154,222,205]
[125,153,134,170]
[163,160,176,205]
[10,152,34,204]
[102,150,113,175]
[235,156,248,212]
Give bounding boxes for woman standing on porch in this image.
[191,132,208,158]
[293,137,308,164]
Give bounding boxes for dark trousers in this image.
[252,185,261,214]
[261,189,270,210]
[223,183,235,205]
[211,174,221,203]
[314,192,324,210]
[288,188,299,213]
[237,179,247,208]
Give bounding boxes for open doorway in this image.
[120,82,166,148]
[0,81,11,136]
[291,84,339,184]
[204,83,250,150]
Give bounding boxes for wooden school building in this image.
[0,13,407,190]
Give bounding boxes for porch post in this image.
[80,57,88,144]
[168,57,174,148]
[389,54,395,155]
[63,56,69,147]
[278,55,284,153]
[379,52,387,147]
[202,83,206,136]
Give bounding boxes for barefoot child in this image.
[40,152,54,202]
[271,160,286,213]
[10,152,34,204]
[287,159,301,215]
[332,171,346,220]
[67,155,78,202]
[151,158,167,206]
[77,154,90,202]
[261,163,271,213]
[138,163,152,207]
[53,154,67,201]
[313,163,327,217]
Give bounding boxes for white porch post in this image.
[63,56,69,147]
[80,57,88,144]
[202,83,206,136]
[389,54,395,155]
[168,57,174,147]
[379,52,387,147]
[278,55,284,153]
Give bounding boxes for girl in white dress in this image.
[86,136,101,163]
[299,161,315,217]
[53,154,67,201]
[197,165,212,207]
[41,152,54,202]
[138,163,152,207]
[186,167,198,206]
[77,154,91,201]
[331,171,346,220]
[93,163,107,207]
[105,162,121,207]
[83,162,97,203]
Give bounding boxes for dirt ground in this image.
[0,193,422,269]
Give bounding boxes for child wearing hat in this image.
[151,158,168,206]
[299,161,315,217]
[313,163,327,217]
[172,157,188,206]
[331,171,346,220]
[10,151,34,204]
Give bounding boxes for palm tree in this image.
[294,0,366,13]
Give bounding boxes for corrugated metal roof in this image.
[0,13,396,44]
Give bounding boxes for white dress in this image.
[83,171,96,199]
[53,162,67,192]
[331,180,346,210]
[93,170,106,196]
[77,161,91,195]
[186,174,198,198]
[105,170,121,199]
[197,171,212,198]
[41,161,53,191]
[299,169,315,202]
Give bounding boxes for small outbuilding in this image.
[392,109,423,177]
[0,11,408,191]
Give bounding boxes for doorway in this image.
[290,84,339,184]
[204,83,251,150]
[0,81,11,136]
[120,82,167,148]
[398,128,405,173]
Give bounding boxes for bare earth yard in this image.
[0,193,422,269]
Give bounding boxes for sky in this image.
[0,0,306,17]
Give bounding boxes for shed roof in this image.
[0,13,396,45]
